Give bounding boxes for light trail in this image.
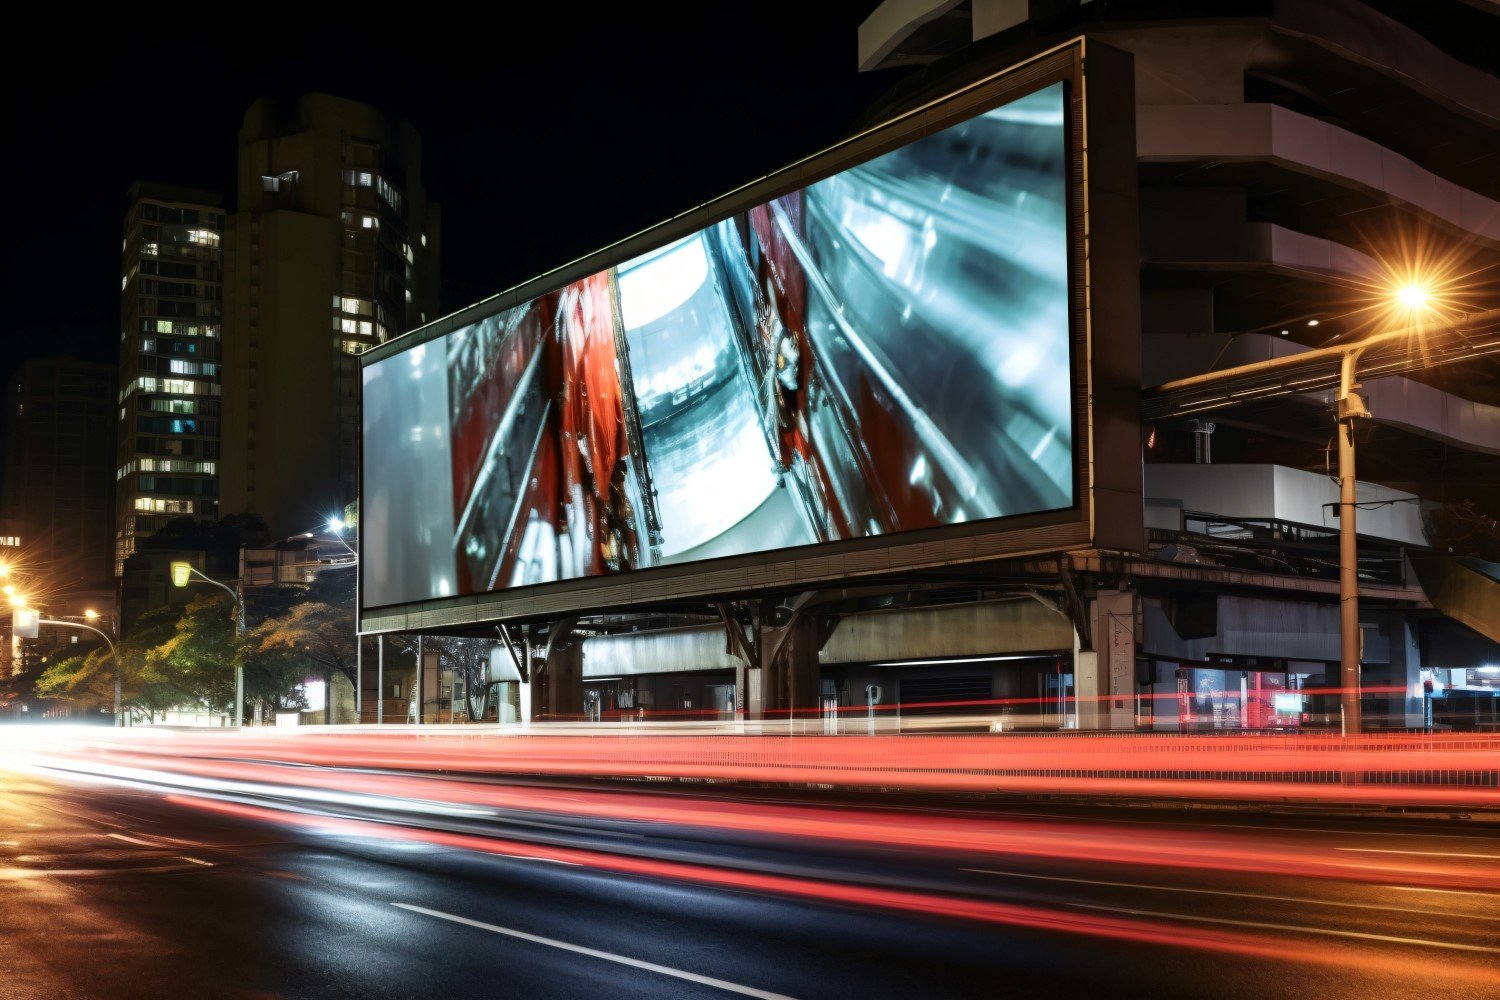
[14,723,1498,810]
[163,794,1500,988]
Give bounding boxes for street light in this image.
[37,614,122,727]
[325,516,357,559]
[171,561,246,727]
[1395,283,1431,313]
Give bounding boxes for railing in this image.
[1149,511,1410,586]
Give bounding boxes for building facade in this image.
[0,358,117,596]
[115,182,226,577]
[220,93,441,542]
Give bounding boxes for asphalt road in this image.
[2,762,1499,999]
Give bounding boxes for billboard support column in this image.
[1073,628,1100,731]
[761,613,821,732]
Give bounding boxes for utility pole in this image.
[1335,349,1370,736]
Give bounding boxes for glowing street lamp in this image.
[84,609,100,621]
[1395,283,1432,313]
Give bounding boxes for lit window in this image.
[142,243,158,257]
[157,320,173,333]
[169,360,197,375]
[359,320,373,336]
[341,318,359,334]
[340,340,366,355]
[360,171,373,187]
[142,338,155,352]
[361,216,376,229]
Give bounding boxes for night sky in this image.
[0,5,903,388]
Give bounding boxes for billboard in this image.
[360,42,1136,626]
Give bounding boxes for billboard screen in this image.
[363,79,1074,612]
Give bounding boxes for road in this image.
[2,748,1499,999]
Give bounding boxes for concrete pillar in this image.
[760,615,820,729]
[1099,590,1139,731]
[1073,633,1100,731]
[1373,611,1423,729]
[1076,590,1139,731]
[535,643,582,721]
[517,680,533,727]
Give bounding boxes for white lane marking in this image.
[1067,902,1500,954]
[1336,847,1500,861]
[1386,885,1500,898]
[394,903,795,999]
[963,868,1500,921]
[106,833,155,846]
[176,856,213,867]
[489,853,580,866]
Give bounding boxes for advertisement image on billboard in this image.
[362,80,1073,611]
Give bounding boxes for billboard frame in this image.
[359,37,1141,634]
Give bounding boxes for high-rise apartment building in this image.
[1,357,117,592]
[221,93,440,540]
[115,182,225,576]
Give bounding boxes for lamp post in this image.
[38,612,122,726]
[326,517,360,722]
[171,562,246,727]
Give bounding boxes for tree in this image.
[139,511,269,576]
[236,642,309,718]
[149,594,238,714]
[246,600,355,723]
[36,606,186,723]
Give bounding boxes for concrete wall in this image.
[1143,593,1392,665]
[1144,463,1428,545]
[581,624,741,678]
[820,597,1073,665]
